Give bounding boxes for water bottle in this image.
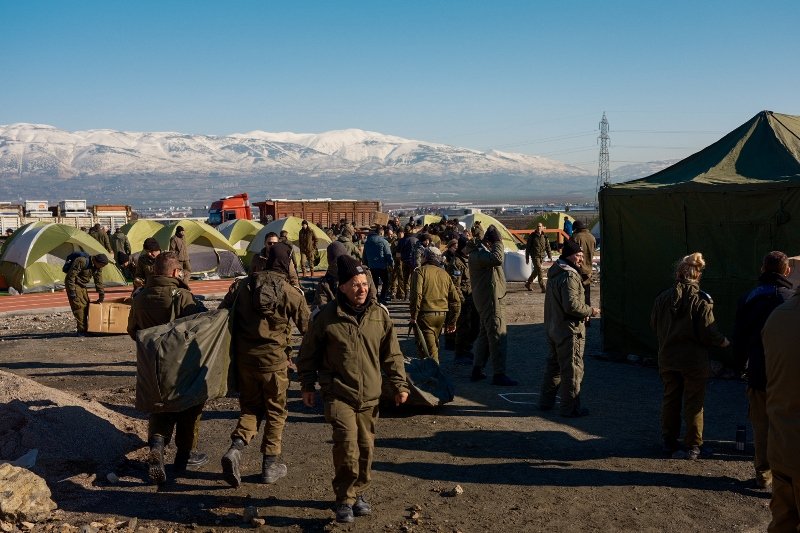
[735,425,746,451]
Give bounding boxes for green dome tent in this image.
[120,219,164,254]
[0,222,127,293]
[460,213,520,251]
[217,219,264,255]
[415,214,445,227]
[247,217,332,270]
[153,220,244,277]
[531,212,575,233]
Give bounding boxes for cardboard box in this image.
[87,298,132,334]
[372,212,390,226]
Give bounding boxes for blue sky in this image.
[2,0,798,171]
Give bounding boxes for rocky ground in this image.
[0,280,771,532]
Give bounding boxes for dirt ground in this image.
[0,280,771,532]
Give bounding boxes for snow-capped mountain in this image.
[0,123,597,202]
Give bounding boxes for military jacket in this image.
[525,231,552,261]
[409,264,461,327]
[570,229,595,281]
[65,256,105,295]
[544,259,593,344]
[298,294,409,409]
[134,253,157,285]
[468,240,506,310]
[169,235,189,262]
[127,275,204,337]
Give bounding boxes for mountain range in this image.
[0,123,672,204]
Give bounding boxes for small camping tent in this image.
[120,219,164,254]
[460,213,519,251]
[599,110,800,358]
[247,217,333,270]
[0,222,127,293]
[532,212,574,233]
[153,220,244,277]
[217,219,264,255]
[415,214,445,227]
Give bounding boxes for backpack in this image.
[248,272,285,318]
[62,251,91,273]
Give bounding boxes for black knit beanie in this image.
[338,255,366,284]
[561,240,582,259]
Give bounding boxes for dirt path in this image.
[0,282,770,532]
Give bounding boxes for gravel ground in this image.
[0,283,771,532]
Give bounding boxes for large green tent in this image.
[247,217,332,270]
[153,220,244,276]
[0,222,127,293]
[461,213,520,251]
[217,219,264,255]
[120,219,163,254]
[599,110,800,358]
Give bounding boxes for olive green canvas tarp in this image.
[120,219,163,254]
[599,111,800,358]
[0,222,127,293]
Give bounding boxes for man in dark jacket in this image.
[298,220,318,277]
[539,240,600,417]
[299,255,409,524]
[251,232,300,289]
[65,253,109,335]
[89,223,112,253]
[134,237,161,291]
[446,237,479,364]
[734,251,794,489]
[128,252,208,484]
[219,245,310,488]
[524,222,552,293]
[169,225,191,275]
[111,228,132,265]
[363,226,393,303]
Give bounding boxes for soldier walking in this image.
[298,220,318,277]
[220,245,310,487]
[524,222,552,293]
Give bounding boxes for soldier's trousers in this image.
[416,312,446,363]
[473,303,507,375]
[401,262,413,298]
[454,294,480,356]
[660,367,706,447]
[747,388,771,484]
[300,250,316,273]
[769,469,800,532]
[539,332,585,415]
[390,263,405,299]
[68,286,90,333]
[324,397,377,506]
[526,257,546,289]
[231,366,289,456]
[149,402,204,453]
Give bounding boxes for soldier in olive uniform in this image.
[169,225,191,275]
[337,227,362,260]
[651,252,729,459]
[469,226,517,386]
[409,247,461,363]
[299,255,409,524]
[251,232,301,289]
[128,252,208,484]
[539,240,600,417]
[65,253,109,335]
[569,220,595,306]
[134,237,161,291]
[298,219,318,277]
[111,228,132,265]
[220,245,310,487]
[445,237,479,364]
[524,223,552,293]
[89,224,113,253]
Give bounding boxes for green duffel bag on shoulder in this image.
[135,308,234,413]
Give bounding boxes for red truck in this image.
[208,193,254,225]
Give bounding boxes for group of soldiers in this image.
[64,225,191,335]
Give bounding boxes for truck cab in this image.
[208,193,254,225]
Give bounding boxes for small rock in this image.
[242,506,259,523]
[106,473,119,484]
[400,526,413,533]
[0,463,58,522]
[0,521,13,533]
[251,518,266,527]
[124,518,138,531]
[21,523,35,530]
[79,525,98,533]
[442,484,464,497]
[89,522,104,529]
[409,511,420,520]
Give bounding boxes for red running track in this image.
[0,279,237,315]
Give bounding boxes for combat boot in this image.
[147,436,166,485]
[353,495,372,516]
[221,438,245,488]
[261,455,288,484]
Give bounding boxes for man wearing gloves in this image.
[298,255,409,524]
[469,225,517,386]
